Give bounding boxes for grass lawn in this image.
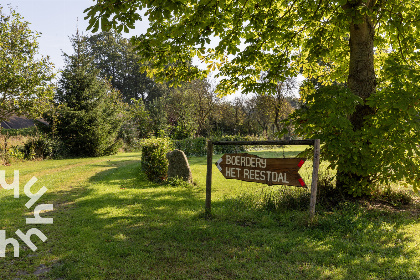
[0,148,419,279]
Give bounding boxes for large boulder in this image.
[166,149,193,183]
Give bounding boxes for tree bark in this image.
[336,2,376,192]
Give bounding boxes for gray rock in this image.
[166,149,193,183]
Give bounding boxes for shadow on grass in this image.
[4,157,416,279]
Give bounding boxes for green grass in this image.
[0,149,419,279]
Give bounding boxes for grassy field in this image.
[0,148,419,279]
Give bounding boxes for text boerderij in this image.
[216,153,306,187]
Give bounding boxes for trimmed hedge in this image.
[174,135,276,157]
[141,138,174,182]
[211,135,248,154]
[1,127,37,136]
[140,136,277,182]
[174,137,207,157]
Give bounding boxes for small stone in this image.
[166,149,193,183]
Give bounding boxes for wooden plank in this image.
[216,153,306,187]
[205,141,213,215]
[310,139,321,218]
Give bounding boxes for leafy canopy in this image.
[0,5,55,122]
[85,0,420,193]
[54,35,126,157]
[85,31,166,103]
[85,0,420,94]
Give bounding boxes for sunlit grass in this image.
[0,150,418,279]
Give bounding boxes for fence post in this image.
[310,139,321,219]
[205,141,213,216]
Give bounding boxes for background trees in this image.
[0,5,298,163]
[52,34,125,157]
[76,31,297,142]
[85,31,165,103]
[85,0,420,195]
[0,5,55,122]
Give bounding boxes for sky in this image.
[4,1,299,98]
[3,0,241,98]
[5,0,148,71]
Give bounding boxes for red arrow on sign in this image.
[215,153,306,187]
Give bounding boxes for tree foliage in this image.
[53,34,125,157]
[85,0,420,194]
[164,79,217,139]
[85,31,165,103]
[84,0,417,93]
[0,5,55,122]
[118,78,294,142]
[129,98,152,139]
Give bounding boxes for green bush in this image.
[23,137,51,160]
[174,137,207,156]
[23,136,68,160]
[7,146,25,160]
[211,135,274,154]
[211,135,247,154]
[1,127,37,136]
[174,135,274,157]
[1,145,25,165]
[141,138,174,182]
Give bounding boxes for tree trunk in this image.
[336,3,376,193]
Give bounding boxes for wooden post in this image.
[310,139,321,219]
[205,140,213,216]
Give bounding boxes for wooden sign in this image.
[215,153,306,187]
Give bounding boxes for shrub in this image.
[1,145,25,165]
[23,137,51,160]
[22,135,68,160]
[173,135,279,157]
[211,135,275,154]
[174,137,207,157]
[1,127,37,137]
[7,146,25,160]
[118,121,138,150]
[211,135,247,154]
[315,172,343,210]
[141,138,173,182]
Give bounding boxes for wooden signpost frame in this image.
[206,139,321,218]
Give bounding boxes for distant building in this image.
[0,116,48,129]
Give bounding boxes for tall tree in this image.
[147,96,169,138]
[85,31,165,103]
[0,5,55,122]
[272,78,297,137]
[164,85,198,140]
[190,79,218,137]
[128,98,152,139]
[55,34,125,157]
[231,97,248,135]
[248,95,273,136]
[85,1,420,194]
